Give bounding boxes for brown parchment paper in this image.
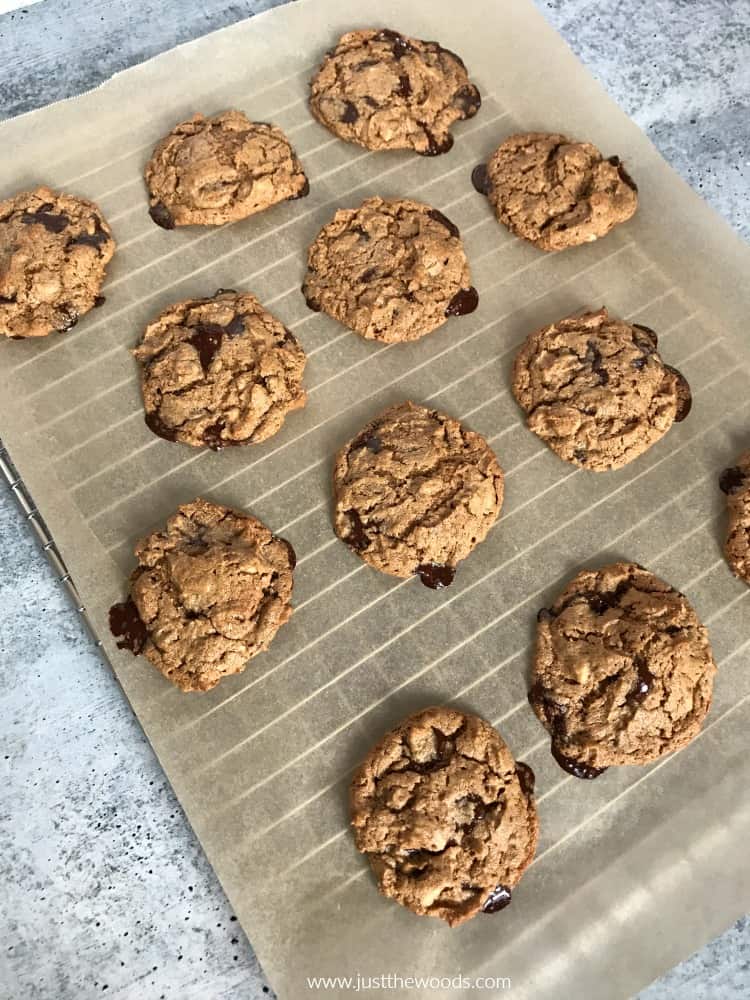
[2,1,749,996]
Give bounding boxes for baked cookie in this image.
[472,132,637,251]
[720,448,750,584]
[0,186,114,339]
[530,562,717,777]
[302,197,478,343]
[350,706,538,927]
[310,29,480,156]
[109,498,295,692]
[333,401,503,587]
[133,289,307,449]
[512,308,691,472]
[144,111,309,228]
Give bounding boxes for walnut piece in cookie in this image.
[472,132,637,251]
[350,706,538,926]
[108,498,295,692]
[530,562,717,776]
[0,185,114,339]
[720,448,750,584]
[333,401,503,587]
[512,308,691,471]
[310,29,481,155]
[302,197,478,343]
[144,111,309,228]
[133,290,307,449]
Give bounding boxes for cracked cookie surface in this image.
[333,401,503,587]
[0,185,114,338]
[310,28,480,155]
[530,562,717,775]
[108,498,295,692]
[472,132,637,251]
[302,197,478,343]
[133,290,307,449]
[720,448,750,584]
[512,308,691,472]
[144,111,309,228]
[350,706,538,926]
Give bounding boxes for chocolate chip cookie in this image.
[133,289,307,449]
[351,706,538,927]
[109,498,295,692]
[333,401,503,587]
[310,29,480,156]
[720,448,750,584]
[512,308,691,471]
[302,197,478,343]
[530,562,717,777]
[144,111,309,228]
[0,186,114,339]
[472,132,638,251]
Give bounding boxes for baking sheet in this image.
[2,0,749,996]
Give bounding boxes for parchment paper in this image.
[2,1,749,996]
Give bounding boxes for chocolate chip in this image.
[345,510,369,551]
[72,217,109,249]
[719,466,746,495]
[452,84,481,118]
[145,411,178,443]
[574,448,588,464]
[189,323,225,371]
[21,209,69,233]
[632,322,658,347]
[664,365,692,421]
[629,655,654,703]
[149,201,175,230]
[537,607,554,623]
[280,538,297,570]
[109,597,148,654]
[471,163,492,196]
[416,563,456,589]
[341,101,359,124]
[303,290,321,312]
[202,420,226,450]
[608,155,638,193]
[585,340,609,386]
[353,432,382,454]
[56,309,78,332]
[361,267,377,283]
[551,743,607,780]
[445,287,478,317]
[224,314,246,337]
[420,127,454,157]
[377,29,414,59]
[515,762,535,796]
[289,176,310,200]
[482,885,512,913]
[396,73,412,98]
[93,295,106,308]
[427,208,460,239]
[214,288,237,296]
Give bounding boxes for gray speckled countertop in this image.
[0,1,748,998]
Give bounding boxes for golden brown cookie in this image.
[0,186,114,339]
[720,449,750,584]
[108,498,295,692]
[512,308,691,471]
[333,401,503,587]
[472,132,637,251]
[530,562,717,777]
[350,706,538,927]
[144,111,309,228]
[310,29,480,155]
[133,289,307,449]
[302,197,478,343]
